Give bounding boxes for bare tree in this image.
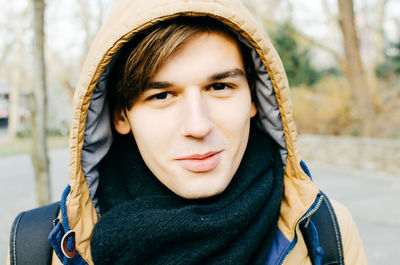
[77,0,109,55]
[45,42,75,101]
[7,8,28,139]
[1,5,24,139]
[337,0,374,136]
[77,0,93,54]
[8,44,22,139]
[31,0,51,205]
[43,0,111,102]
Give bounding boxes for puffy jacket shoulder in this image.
[284,199,368,265]
[332,199,368,265]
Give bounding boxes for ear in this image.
[250,102,257,118]
[113,110,131,135]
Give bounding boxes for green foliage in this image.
[270,22,322,87]
[376,37,400,79]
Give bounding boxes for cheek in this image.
[128,108,176,156]
[209,95,253,133]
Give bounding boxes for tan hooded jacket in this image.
[8,0,368,264]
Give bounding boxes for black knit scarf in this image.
[91,122,284,265]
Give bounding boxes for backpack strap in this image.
[9,201,60,265]
[300,192,345,265]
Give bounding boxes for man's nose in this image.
[180,88,212,139]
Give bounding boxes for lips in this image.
[175,151,222,172]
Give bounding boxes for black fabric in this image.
[91,122,284,265]
[9,201,60,265]
[300,192,344,265]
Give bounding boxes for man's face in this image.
[115,31,257,199]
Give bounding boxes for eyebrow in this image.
[207,68,245,82]
[147,81,173,89]
[147,68,246,89]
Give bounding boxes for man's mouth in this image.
[175,151,222,172]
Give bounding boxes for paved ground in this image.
[0,128,7,139]
[308,162,400,265]
[0,149,69,262]
[0,149,399,264]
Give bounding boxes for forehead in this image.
[151,31,245,83]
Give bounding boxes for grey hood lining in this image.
[81,26,287,215]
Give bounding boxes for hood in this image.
[66,0,319,263]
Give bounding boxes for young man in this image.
[9,0,368,264]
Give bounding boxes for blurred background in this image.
[0,0,399,264]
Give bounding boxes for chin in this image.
[177,190,223,200]
[174,179,230,200]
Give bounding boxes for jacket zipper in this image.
[278,194,324,265]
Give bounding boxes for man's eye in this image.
[148,92,171,101]
[210,83,228,91]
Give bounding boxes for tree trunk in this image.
[31,0,51,206]
[337,0,374,136]
[8,15,25,139]
[8,76,20,139]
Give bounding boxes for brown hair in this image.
[107,17,255,117]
